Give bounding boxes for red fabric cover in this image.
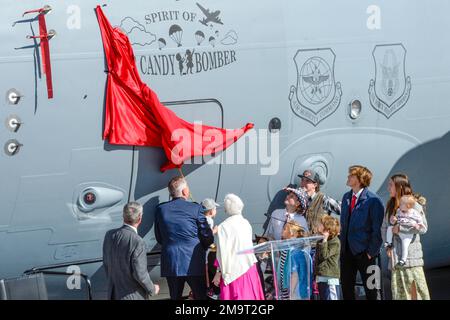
[95,6,253,172]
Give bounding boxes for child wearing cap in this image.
[202,198,219,233]
[202,198,220,299]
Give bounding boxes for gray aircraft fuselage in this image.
[1,0,449,299]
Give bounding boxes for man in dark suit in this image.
[103,202,159,300]
[155,176,214,300]
[340,165,384,300]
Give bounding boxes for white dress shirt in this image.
[206,216,214,230]
[352,188,364,203]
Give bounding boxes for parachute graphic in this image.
[195,30,205,46]
[209,36,216,48]
[158,38,166,50]
[169,24,183,47]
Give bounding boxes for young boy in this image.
[202,198,219,232]
[315,215,341,300]
[201,198,220,299]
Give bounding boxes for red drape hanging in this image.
[95,6,254,172]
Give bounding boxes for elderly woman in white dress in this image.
[212,194,265,300]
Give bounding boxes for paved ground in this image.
[425,267,450,299]
[152,266,450,300]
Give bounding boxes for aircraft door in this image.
[130,99,223,247]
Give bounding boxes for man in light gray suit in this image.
[103,202,160,300]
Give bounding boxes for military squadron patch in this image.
[289,48,342,126]
[369,44,411,118]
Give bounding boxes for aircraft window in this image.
[349,100,362,119]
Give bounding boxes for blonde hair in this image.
[321,215,340,238]
[400,195,416,209]
[284,221,307,238]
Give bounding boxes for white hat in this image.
[202,198,220,211]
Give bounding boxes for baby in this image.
[385,195,425,267]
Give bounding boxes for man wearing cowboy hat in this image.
[298,168,341,234]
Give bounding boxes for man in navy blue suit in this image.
[340,165,384,300]
[155,176,214,300]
